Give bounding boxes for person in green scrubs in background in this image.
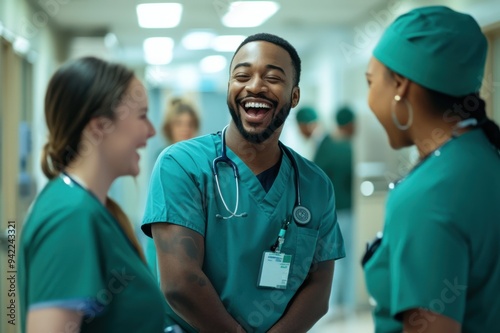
[142,33,345,333]
[19,57,167,333]
[362,6,500,333]
[314,106,356,319]
[294,106,322,160]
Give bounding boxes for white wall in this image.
[0,0,66,192]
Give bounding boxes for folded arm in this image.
[152,223,245,333]
[402,309,461,333]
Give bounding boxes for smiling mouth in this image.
[242,101,273,120]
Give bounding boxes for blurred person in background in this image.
[18,57,166,333]
[362,6,500,333]
[146,97,200,278]
[314,106,356,320]
[294,106,323,160]
[162,98,200,145]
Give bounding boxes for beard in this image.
[227,95,292,144]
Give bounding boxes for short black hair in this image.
[231,33,301,86]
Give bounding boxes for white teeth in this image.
[245,102,271,109]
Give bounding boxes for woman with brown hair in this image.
[19,57,166,333]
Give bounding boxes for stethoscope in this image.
[213,126,312,225]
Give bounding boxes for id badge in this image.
[257,251,292,289]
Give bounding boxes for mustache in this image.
[236,93,278,108]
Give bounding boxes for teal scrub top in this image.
[145,236,159,279]
[364,129,500,333]
[142,133,345,333]
[19,175,167,333]
[313,135,353,211]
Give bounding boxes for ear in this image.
[291,86,300,108]
[86,116,114,138]
[392,72,411,98]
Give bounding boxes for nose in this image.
[147,119,156,139]
[245,75,268,94]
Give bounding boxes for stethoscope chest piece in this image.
[293,205,311,225]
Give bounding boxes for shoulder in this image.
[397,130,499,195]
[22,177,106,244]
[163,134,217,158]
[153,134,219,180]
[286,145,333,191]
[387,130,500,229]
[156,134,218,168]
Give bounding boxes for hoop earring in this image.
[391,95,413,131]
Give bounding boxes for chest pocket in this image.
[281,225,319,291]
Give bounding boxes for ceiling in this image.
[27,0,391,67]
[23,0,500,88]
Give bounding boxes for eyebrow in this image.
[232,62,286,76]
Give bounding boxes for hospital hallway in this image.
[2,0,500,332]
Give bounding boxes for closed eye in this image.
[234,74,250,81]
[266,76,283,83]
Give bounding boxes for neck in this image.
[411,116,464,159]
[65,153,115,204]
[225,122,282,174]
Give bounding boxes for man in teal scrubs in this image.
[142,33,345,332]
[363,6,500,333]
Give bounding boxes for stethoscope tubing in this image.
[213,126,310,224]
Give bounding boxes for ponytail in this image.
[105,197,146,262]
[41,142,64,179]
[470,96,500,150]
[426,88,500,151]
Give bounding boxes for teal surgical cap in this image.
[296,107,318,123]
[336,106,355,126]
[373,6,487,97]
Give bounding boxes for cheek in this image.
[368,85,390,124]
[105,123,138,152]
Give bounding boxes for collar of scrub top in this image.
[365,119,483,268]
[60,172,88,189]
[213,125,311,225]
[388,118,481,190]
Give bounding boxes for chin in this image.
[131,168,140,177]
[124,164,140,177]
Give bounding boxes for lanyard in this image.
[270,215,292,253]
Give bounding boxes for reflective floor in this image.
[310,310,374,333]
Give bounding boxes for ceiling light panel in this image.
[222,1,280,28]
[211,35,246,52]
[200,55,228,73]
[143,37,174,65]
[137,3,183,28]
[182,31,216,50]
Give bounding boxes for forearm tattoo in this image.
[156,227,208,287]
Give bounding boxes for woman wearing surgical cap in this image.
[362,6,500,333]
